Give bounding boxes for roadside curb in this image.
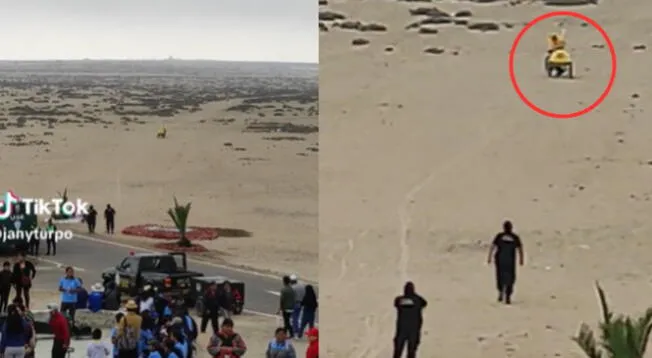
[69,230,318,285]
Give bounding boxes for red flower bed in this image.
[121,224,219,240]
[153,242,208,253]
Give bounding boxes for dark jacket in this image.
[12,261,36,287]
[279,285,295,312]
[302,287,318,311]
[394,282,427,330]
[218,290,234,310]
[0,270,12,290]
[203,289,219,312]
[0,319,30,350]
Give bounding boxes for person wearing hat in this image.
[115,300,142,357]
[138,285,155,313]
[305,327,319,358]
[48,303,70,358]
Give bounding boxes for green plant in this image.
[167,197,192,247]
[57,188,68,203]
[573,282,652,358]
[53,187,70,219]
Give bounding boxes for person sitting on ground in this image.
[265,327,296,358]
[87,328,111,358]
[157,126,167,139]
[206,318,247,358]
[0,304,31,358]
[547,29,566,54]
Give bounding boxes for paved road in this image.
[34,235,298,316]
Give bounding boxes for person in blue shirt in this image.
[110,312,124,357]
[75,278,89,310]
[164,339,182,358]
[147,342,165,358]
[171,330,188,358]
[58,267,82,323]
[163,305,173,318]
[0,304,30,357]
[139,311,156,356]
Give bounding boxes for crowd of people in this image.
[0,255,319,358]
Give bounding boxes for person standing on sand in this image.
[487,220,524,304]
[393,281,427,358]
[104,204,116,234]
[85,205,98,234]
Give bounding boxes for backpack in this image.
[116,316,139,350]
[183,315,198,342]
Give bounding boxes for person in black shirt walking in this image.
[85,205,98,234]
[104,204,116,234]
[393,281,427,358]
[487,220,524,304]
[12,252,36,308]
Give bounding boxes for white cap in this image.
[289,274,297,281]
[47,303,59,311]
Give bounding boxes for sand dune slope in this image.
[320,0,652,356]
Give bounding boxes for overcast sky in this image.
[0,0,317,62]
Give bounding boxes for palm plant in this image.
[573,282,652,358]
[54,187,70,219]
[167,197,192,247]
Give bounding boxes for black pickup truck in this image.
[102,252,204,304]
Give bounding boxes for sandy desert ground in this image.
[320,0,652,356]
[0,60,318,280]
